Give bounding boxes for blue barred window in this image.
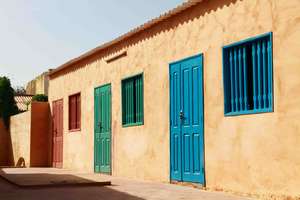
[223,33,273,116]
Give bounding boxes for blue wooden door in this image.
[170,54,205,184]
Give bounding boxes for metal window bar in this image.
[252,43,257,110]
[243,46,248,110]
[234,48,239,111]
[238,47,244,110]
[257,41,262,109]
[229,50,235,112]
[262,40,267,108]
[267,39,273,109]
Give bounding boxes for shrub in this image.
[32,94,48,102]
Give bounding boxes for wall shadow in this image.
[7,131,15,166]
[0,118,14,166]
[16,157,26,167]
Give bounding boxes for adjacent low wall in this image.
[10,111,31,167]
[9,102,51,167]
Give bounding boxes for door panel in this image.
[52,99,63,168]
[170,55,204,184]
[170,63,182,181]
[94,84,111,174]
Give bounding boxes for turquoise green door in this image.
[94,84,111,174]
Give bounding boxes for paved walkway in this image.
[0,168,254,200]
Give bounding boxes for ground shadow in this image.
[0,168,145,200]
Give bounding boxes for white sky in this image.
[0,0,184,87]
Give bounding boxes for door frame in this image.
[169,53,206,185]
[52,98,63,168]
[94,83,112,174]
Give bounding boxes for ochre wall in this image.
[10,111,31,167]
[48,0,300,197]
[30,102,51,167]
[0,119,9,166]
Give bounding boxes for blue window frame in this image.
[223,32,273,116]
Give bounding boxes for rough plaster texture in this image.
[9,102,51,167]
[26,72,49,95]
[48,0,300,197]
[0,119,9,166]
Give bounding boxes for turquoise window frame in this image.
[222,32,274,116]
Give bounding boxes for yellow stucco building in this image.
[48,0,300,197]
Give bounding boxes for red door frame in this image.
[52,99,63,168]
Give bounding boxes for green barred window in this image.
[121,74,144,126]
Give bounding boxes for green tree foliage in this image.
[32,94,48,102]
[0,77,19,129]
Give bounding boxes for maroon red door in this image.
[52,99,63,168]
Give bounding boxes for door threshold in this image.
[94,172,112,176]
[170,180,205,189]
